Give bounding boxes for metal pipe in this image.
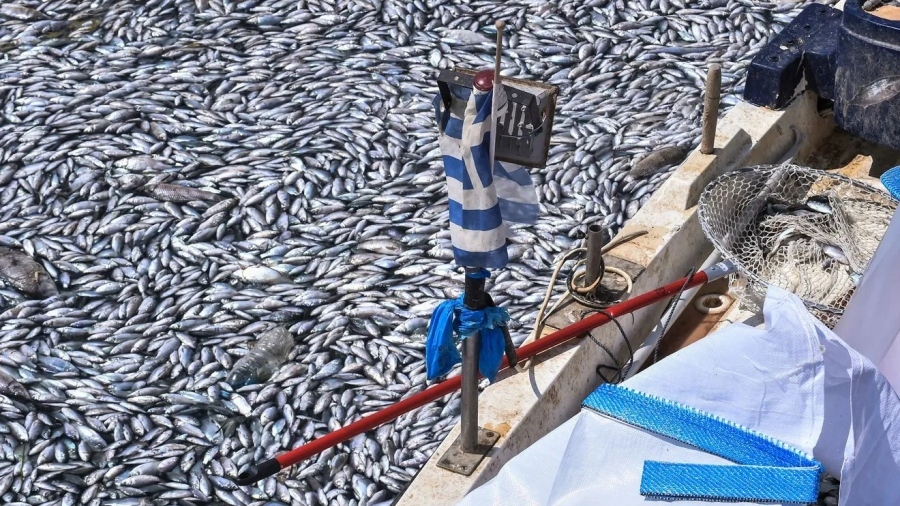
[485,293,518,368]
[232,261,737,486]
[623,250,723,380]
[460,268,487,453]
[460,334,480,452]
[585,224,609,290]
[700,63,722,155]
[493,20,503,84]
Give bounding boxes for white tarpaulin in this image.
[458,286,900,505]
[833,208,900,394]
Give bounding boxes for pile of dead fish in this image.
[0,0,839,505]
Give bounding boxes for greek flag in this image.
[433,82,539,269]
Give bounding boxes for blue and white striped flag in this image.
[433,82,539,269]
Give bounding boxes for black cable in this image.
[651,267,696,368]
[582,309,634,384]
[583,265,696,382]
[538,249,633,383]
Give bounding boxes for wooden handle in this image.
[700,63,722,155]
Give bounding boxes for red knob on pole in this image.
[474,69,494,91]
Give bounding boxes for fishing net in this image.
[698,164,898,327]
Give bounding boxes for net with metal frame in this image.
[698,164,897,327]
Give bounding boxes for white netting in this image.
[698,164,897,326]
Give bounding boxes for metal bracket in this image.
[436,427,501,476]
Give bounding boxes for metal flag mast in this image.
[441,20,514,474]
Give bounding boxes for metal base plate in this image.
[593,254,645,305]
[436,428,500,476]
[554,254,646,321]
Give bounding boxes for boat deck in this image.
[399,86,898,505]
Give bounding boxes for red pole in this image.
[234,266,722,485]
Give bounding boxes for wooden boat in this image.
[396,5,900,502]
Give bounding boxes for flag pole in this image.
[459,269,486,453]
[489,19,504,170]
[494,21,503,78]
[459,19,506,456]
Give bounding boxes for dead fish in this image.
[114,155,170,171]
[440,29,491,44]
[234,266,292,284]
[0,370,29,401]
[0,247,58,298]
[108,173,150,190]
[357,239,403,256]
[628,146,686,179]
[819,242,850,266]
[0,4,45,21]
[144,183,221,203]
[862,0,880,10]
[767,227,800,258]
[805,197,833,215]
[850,76,900,108]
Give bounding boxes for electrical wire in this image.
[587,266,695,382]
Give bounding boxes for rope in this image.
[587,310,634,383]
[567,264,634,301]
[651,267,695,368]
[515,230,648,373]
[569,259,605,294]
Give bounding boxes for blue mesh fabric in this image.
[881,165,900,200]
[583,383,823,503]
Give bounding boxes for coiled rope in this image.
[515,230,648,374]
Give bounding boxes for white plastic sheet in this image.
[834,208,900,394]
[458,287,900,505]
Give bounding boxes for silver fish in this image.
[820,242,851,266]
[0,0,840,504]
[0,247,58,297]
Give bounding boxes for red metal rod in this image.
[234,265,723,485]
